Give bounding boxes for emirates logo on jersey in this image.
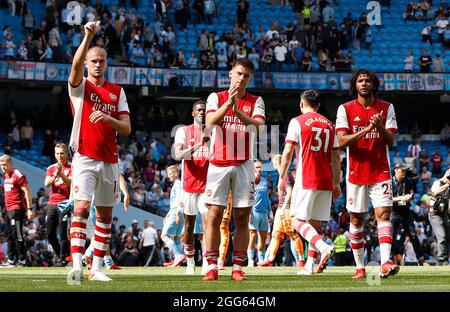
[109,93,117,101]
[242,105,251,114]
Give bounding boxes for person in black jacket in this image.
[391,163,424,264]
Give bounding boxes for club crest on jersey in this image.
[109,93,117,101]
[349,198,353,205]
[242,105,251,114]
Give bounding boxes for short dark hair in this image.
[192,100,206,111]
[301,89,320,108]
[348,69,380,98]
[232,58,255,73]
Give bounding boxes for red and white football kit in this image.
[336,99,397,213]
[68,77,129,207]
[285,112,340,221]
[204,91,265,208]
[174,123,210,215]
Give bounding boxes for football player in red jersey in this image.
[336,69,399,279]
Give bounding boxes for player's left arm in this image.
[21,185,33,219]
[119,174,130,211]
[331,149,341,201]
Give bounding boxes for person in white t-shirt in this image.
[140,221,159,266]
[67,21,131,283]
[274,41,288,70]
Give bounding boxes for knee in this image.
[350,214,365,227]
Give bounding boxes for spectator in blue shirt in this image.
[187,52,199,68]
[4,33,16,59]
[293,45,305,70]
[130,41,146,66]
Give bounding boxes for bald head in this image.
[87,46,107,60]
[85,46,107,79]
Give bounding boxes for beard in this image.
[358,89,373,98]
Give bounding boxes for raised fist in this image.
[84,21,100,36]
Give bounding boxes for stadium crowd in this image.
[2,0,445,72]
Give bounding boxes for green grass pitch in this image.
[0,266,449,292]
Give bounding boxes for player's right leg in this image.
[349,213,367,279]
[68,200,90,282]
[346,181,369,279]
[182,213,197,274]
[201,210,209,273]
[290,189,334,274]
[203,164,232,280]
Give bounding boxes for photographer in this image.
[429,169,450,265]
[391,163,424,264]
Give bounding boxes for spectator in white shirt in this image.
[404,51,414,72]
[421,25,432,44]
[140,221,159,266]
[274,41,287,70]
[435,15,449,42]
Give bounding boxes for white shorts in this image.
[180,191,208,215]
[290,184,332,222]
[346,180,393,213]
[71,153,120,207]
[204,160,255,208]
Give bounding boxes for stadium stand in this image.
[0,0,448,72]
